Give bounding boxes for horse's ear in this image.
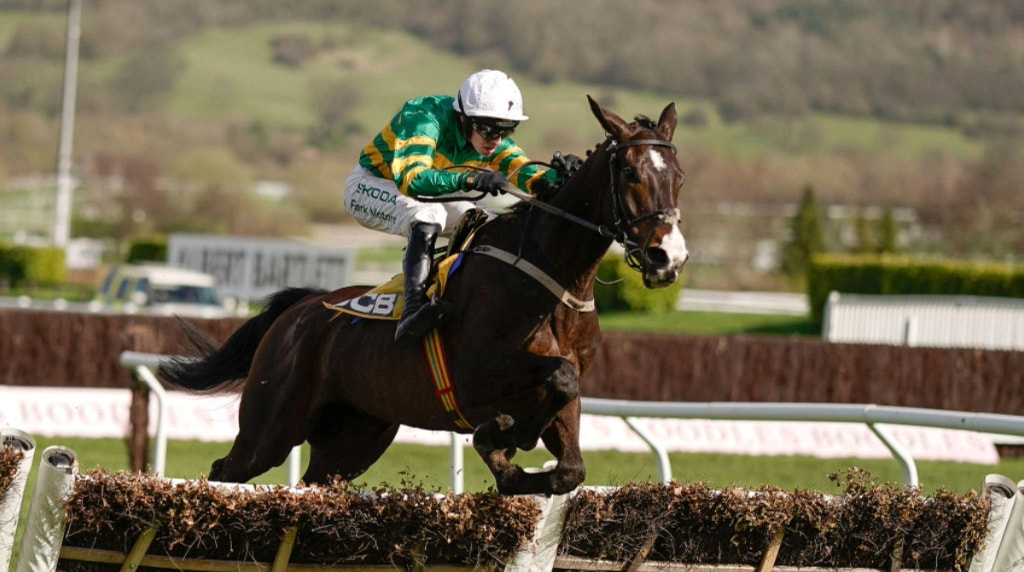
[587,94,629,139]
[657,102,678,141]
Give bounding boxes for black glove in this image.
[465,171,509,196]
[550,151,583,179]
[531,177,557,199]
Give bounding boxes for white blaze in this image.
[649,149,667,172]
[661,224,689,268]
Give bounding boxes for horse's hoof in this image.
[209,459,225,481]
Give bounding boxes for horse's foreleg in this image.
[512,358,579,450]
[473,402,585,495]
[539,399,586,494]
[473,414,528,494]
[473,357,584,496]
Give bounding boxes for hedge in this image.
[593,252,684,313]
[126,236,167,263]
[0,244,67,287]
[807,254,1024,324]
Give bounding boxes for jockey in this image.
[344,69,581,347]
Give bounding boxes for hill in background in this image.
[0,0,1021,290]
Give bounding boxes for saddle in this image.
[325,209,490,321]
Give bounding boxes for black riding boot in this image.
[395,222,445,347]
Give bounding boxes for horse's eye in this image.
[621,165,639,182]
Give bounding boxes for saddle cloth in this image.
[325,209,488,320]
[325,254,461,320]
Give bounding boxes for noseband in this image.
[605,138,681,273]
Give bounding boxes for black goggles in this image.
[471,119,518,140]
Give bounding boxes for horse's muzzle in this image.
[642,225,689,288]
[642,255,684,288]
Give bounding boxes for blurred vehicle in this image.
[91,264,237,319]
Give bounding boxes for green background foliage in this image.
[807,254,1024,324]
[0,244,66,286]
[126,236,168,263]
[593,253,685,313]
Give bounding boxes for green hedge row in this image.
[0,244,67,287]
[593,253,684,313]
[126,236,167,263]
[807,254,1024,324]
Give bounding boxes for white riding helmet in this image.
[453,69,529,121]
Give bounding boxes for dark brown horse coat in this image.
[160,96,688,495]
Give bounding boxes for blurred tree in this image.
[0,112,58,173]
[3,20,67,60]
[0,60,63,117]
[110,45,186,113]
[941,143,1024,258]
[876,207,899,254]
[781,184,825,279]
[269,33,317,67]
[853,211,876,255]
[307,79,362,150]
[173,148,251,197]
[227,120,271,162]
[681,108,710,128]
[166,147,306,236]
[287,158,354,224]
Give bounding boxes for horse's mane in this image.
[634,115,657,129]
[513,115,655,212]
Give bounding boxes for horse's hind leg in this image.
[302,405,399,484]
[209,370,311,483]
[211,430,297,484]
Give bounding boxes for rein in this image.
[503,138,679,248]
[505,138,680,276]
[501,184,614,238]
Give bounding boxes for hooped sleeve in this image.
[386,107,466,198]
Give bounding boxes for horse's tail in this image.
[158,287,326,393]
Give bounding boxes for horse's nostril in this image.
[646,247,669,268]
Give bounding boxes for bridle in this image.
[604,138,681,273]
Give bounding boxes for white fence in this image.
[823,291,1024,350]
[119,351,1024,492]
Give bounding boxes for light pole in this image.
[53,0,81,249]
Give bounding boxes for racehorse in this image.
[159,95,688,496]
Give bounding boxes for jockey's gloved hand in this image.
[465,171,509,196]
[531,178,557,198]
[550,151,583,180]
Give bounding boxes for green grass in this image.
[21,436,1020,497]
[153,19,988,162]
[0,10,996,187]
[599,309,819,337]
[0,11,46,49]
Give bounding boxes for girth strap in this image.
[470,245,596,312]
[423,329,473,431]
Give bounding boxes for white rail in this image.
[120,351,1024,489]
